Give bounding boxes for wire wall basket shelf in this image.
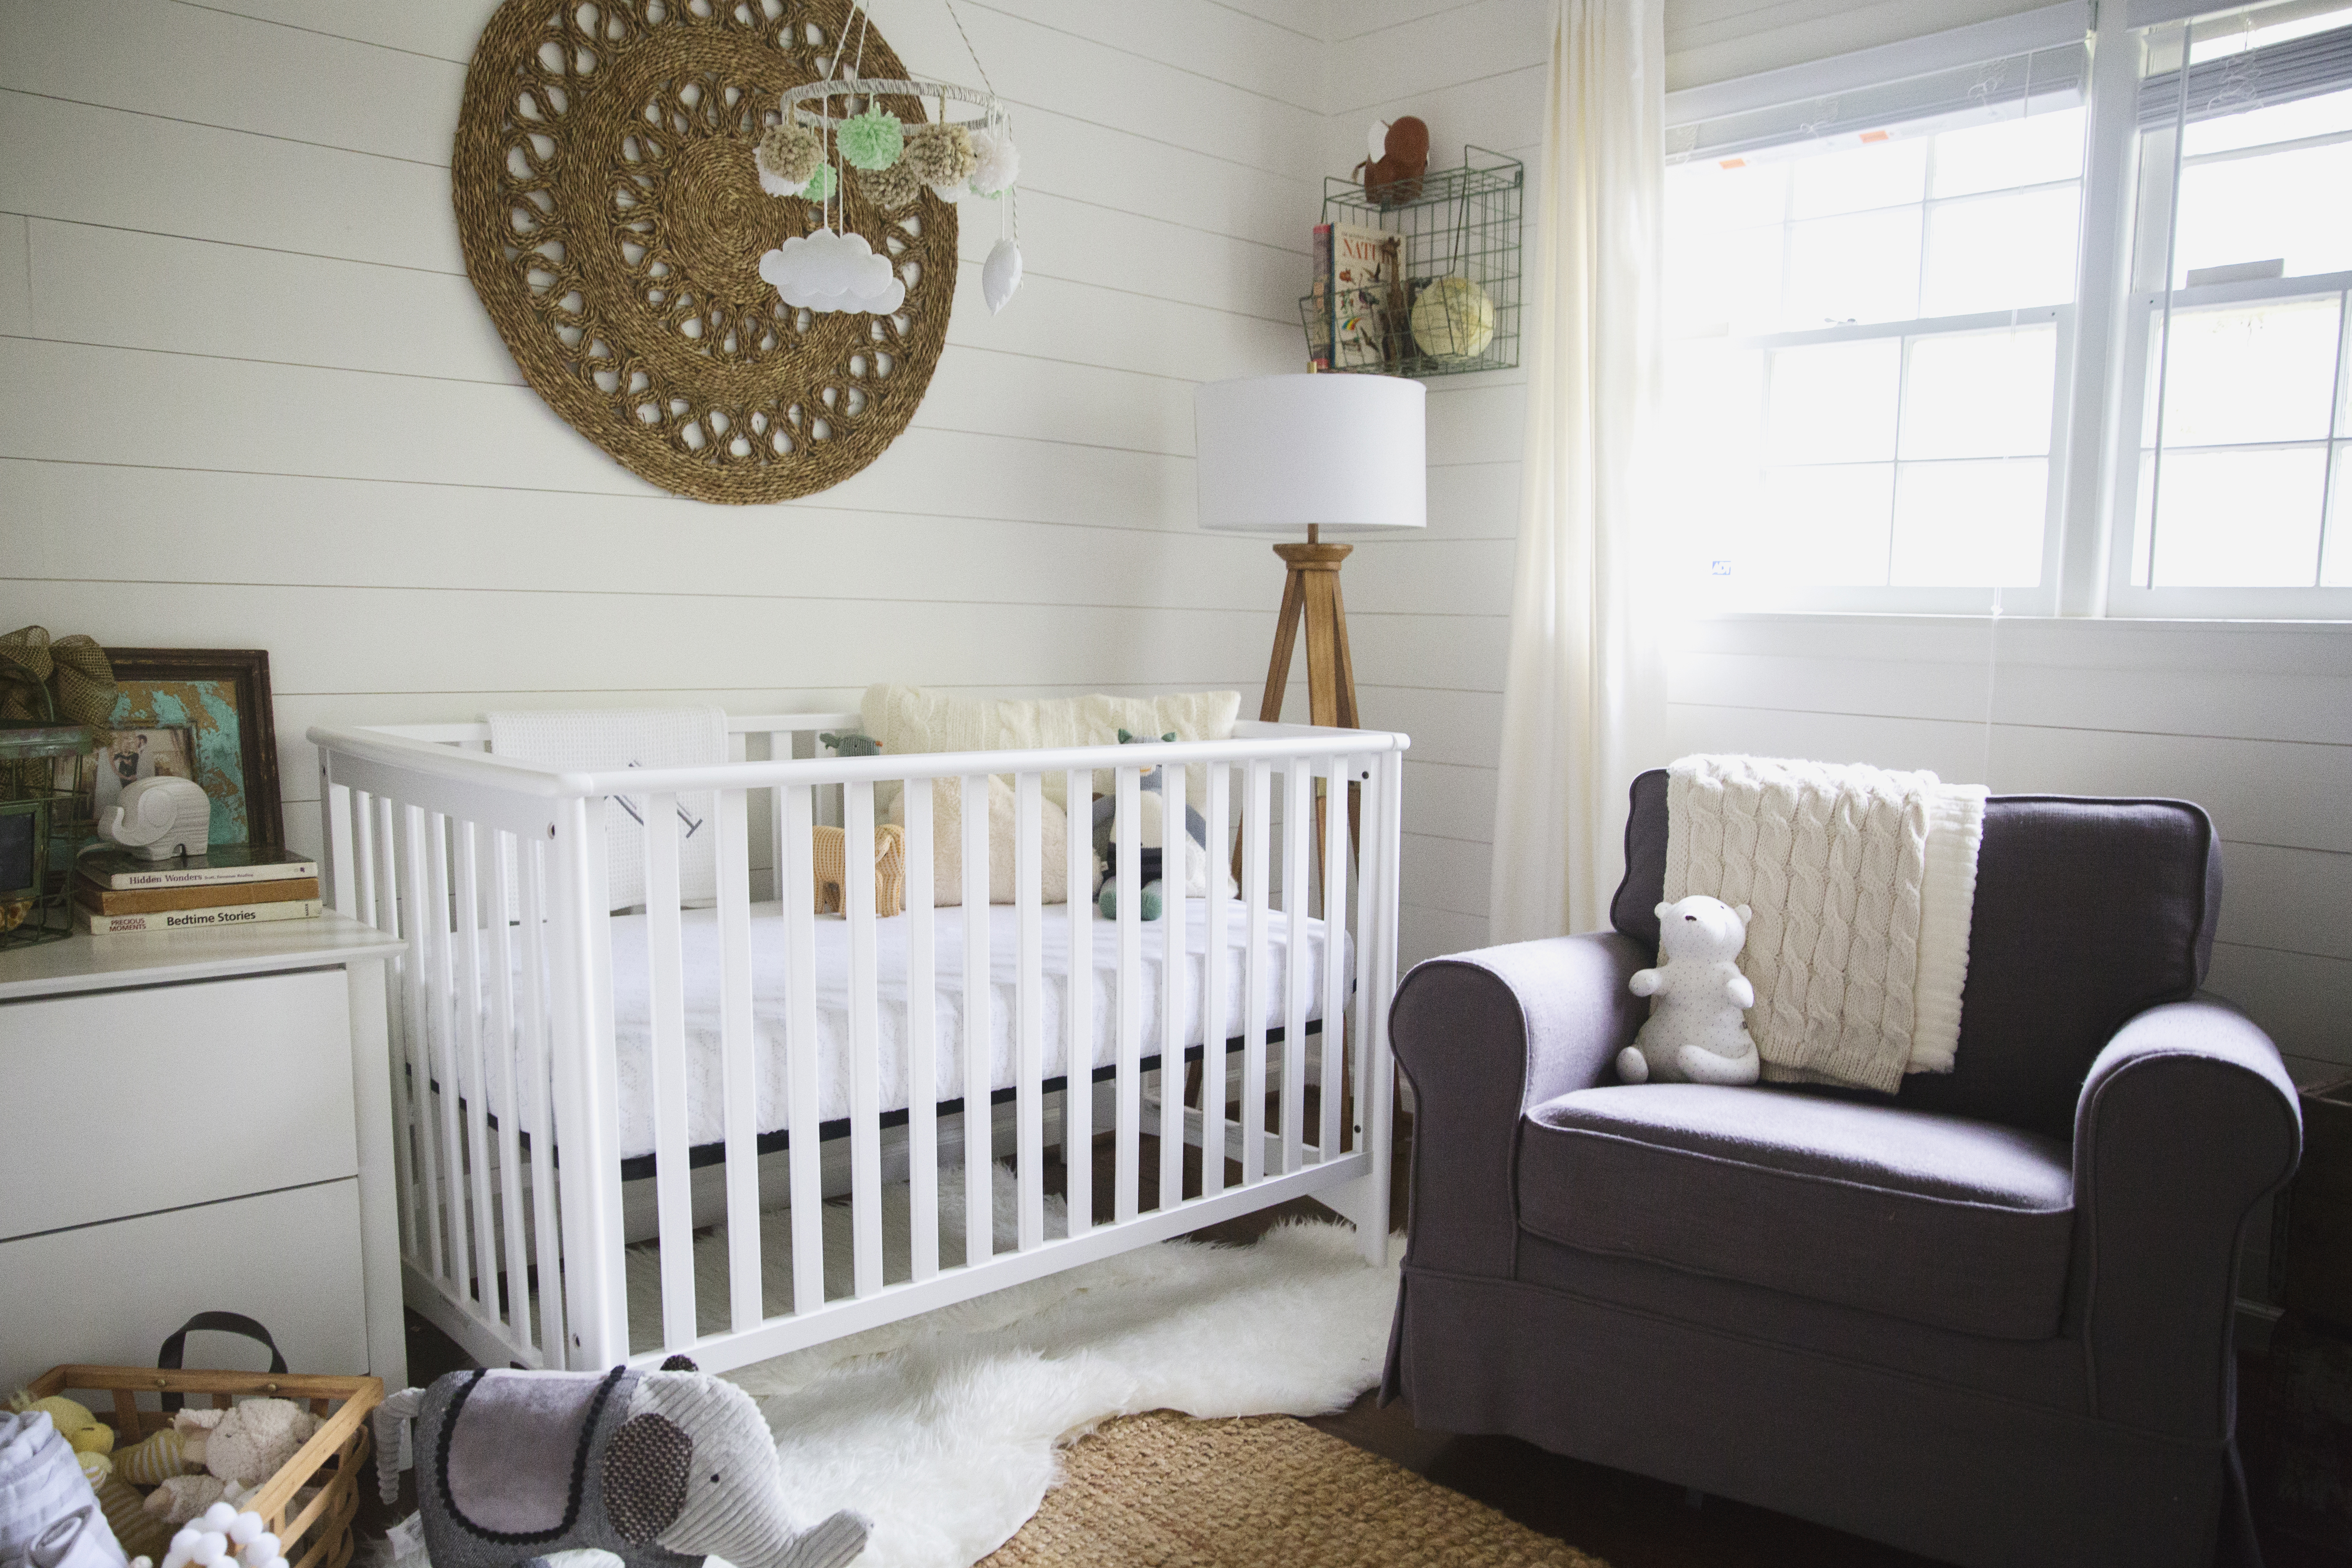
[1301,146,1523,381]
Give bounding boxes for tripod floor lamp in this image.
[1192,373,1428,734]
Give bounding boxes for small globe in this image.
[1410,275,1495,361]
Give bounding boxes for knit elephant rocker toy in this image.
[374,1357,865,1568]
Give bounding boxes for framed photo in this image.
[49,649,282,857]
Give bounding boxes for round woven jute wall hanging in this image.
[454,0,955,503]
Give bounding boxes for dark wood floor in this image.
[389,1108,2352,1568]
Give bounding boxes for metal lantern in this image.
[0,719,94,948]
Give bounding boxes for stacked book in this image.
[75,846,323,937]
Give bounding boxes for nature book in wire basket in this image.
[1326,220,1402,370]
[77,845,319,891]
[78,898,324,937]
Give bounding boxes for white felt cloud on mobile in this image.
[758,230,906,314]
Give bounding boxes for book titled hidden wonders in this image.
[78,845,320,891]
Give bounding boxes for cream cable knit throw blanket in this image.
[1663,755,1987,1094]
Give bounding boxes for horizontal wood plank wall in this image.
[1323,1,2352,1085]
[0,0,1321,881]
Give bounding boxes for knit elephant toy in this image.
[374,1358,865,1568]
[1617,894,1762,1086]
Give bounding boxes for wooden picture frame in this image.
[74,649,283,851]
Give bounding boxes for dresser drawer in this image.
[0,1178,366,1395]
[0,969,357,1240]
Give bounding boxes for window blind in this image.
[2137,18,2352,125]
[1668,39,2091,162]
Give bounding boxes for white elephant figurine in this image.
[374,1359,868,1568]
[100,776,212,860]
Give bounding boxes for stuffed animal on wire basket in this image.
[373,1358,866,1568]
[1617,894,1762,1086]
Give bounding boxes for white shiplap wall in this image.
[1324,0,2352,1087]
[0,0,1328,869]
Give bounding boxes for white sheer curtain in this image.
[1489,0,1671,943]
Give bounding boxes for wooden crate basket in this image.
[26,1366,383,1568]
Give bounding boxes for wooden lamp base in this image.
[1255,531,1359,729]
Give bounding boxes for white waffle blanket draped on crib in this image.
[455,900,1350,1160]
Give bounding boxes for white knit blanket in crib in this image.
[1663,755,1987,1094]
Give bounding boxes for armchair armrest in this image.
[1389,933,1648,1279]
[2073,1000,2302,1438]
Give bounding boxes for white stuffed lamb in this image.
[1617,895,1762,1086]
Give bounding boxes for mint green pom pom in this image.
[837,109,904,171]
[799,164,838,202]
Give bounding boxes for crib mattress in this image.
[454,900,1348,1161]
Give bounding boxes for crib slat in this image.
[780,783,824,1316]
[1241,763,1271,1188]
[422,812,464,1288]
[1282,760,1311,1176]
[483,824,532,1340]
[350,790,376,926]
[1320,757,1351,1163]
[905,777,940,1283]
[962,773,992,1270]
[846,782,884,1299]
[1113,766,1142,1224]
[1015,772,1045,1251]
[454,821,500,1323]
[1062,768,1093,1236]
[1157,762,1186,1210]
[645,793,697,1349]
[1201,765,1230,1199]
[381,797,420,1263]
[323,774,355,918]
[715,782,761,1334]
[544,791,628,1367]
[517,835,564,1361]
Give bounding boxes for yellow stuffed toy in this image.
[7,1392,113,1455]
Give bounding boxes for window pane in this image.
[1890,460,2048,586]
[1921,186,2080,314]
[1900,325,2057,459]
[1768,338,1902,463]
[2147,297,2343,447]
[1757,465,1895,586]
[1932,107,2086,198]
[1668,157,1791,231]
[1666,223,1784,338]
[1789,138,1928,219]
[2173,141,2352,285]
[1784,208,1923,327]
[2180,85,2352,158]
[2148,446,2328,585]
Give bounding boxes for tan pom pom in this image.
[901,123,976,188]
[861,159,923,210]
[756,123,823,188]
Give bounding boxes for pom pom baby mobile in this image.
[755,0,1024,316]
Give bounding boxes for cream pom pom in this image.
[836,108,903,171]
[901,123,975,188]
[755,123,822,191]
[860,159,922,210]
[968,126,1020,197]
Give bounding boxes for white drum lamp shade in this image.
[1194,374,1426,534]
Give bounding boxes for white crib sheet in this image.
[456,900,1349,1161]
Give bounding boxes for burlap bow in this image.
[0,626,117,727]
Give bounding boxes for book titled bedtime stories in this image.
[78,898,324,936]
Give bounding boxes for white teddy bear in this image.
[1617,894,1762,1086]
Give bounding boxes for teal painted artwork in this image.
[108,680,248,844]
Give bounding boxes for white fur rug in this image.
[713,1167,1399,1568]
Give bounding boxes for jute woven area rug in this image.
[982,1410,1611,1568]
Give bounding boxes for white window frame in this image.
[1666,0,2352,622]
[1711,305,2075,616]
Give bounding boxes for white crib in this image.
[309,713,1404,1377]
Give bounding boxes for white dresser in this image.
[0,915,407,1393]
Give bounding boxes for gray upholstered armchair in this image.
[1383,771,2302,1568]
